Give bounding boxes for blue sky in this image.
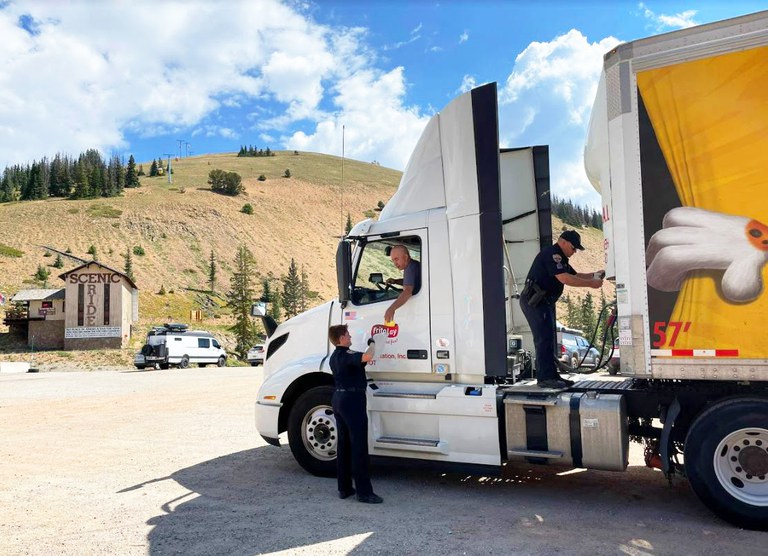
[0,1,764,207]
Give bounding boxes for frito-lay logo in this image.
[371,323,399,339]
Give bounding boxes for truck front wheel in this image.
[287,386,337,477]
[685,397,768,530]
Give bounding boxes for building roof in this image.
[11,289,66,302]
[59,260,138,290]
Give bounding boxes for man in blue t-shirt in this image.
[384,244,421,323]
[520,230,604,389]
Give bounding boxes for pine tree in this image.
[35,264,50,284]
[87,244,98,261]
[269,291,282,323]
[53,254,64,269]
[125,155,140,188]
[578,292,597,339]
[208,250,217,293]
[124,247,134,282]
[227,245,259,358]
[281,258,302,319]
[299,265,310,312]
[345,213,353,235]
[150,159,159,177]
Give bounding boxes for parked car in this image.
[608,337,621,375]
[557,330,600,369]
[247,344,265,366]
[134,323,227,369]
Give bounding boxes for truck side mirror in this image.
[250,302,266,317]
[369,272,383,285]
[336,240,352,305]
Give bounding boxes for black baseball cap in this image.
[560,230,584,250]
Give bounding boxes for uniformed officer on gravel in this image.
[328,324,383,504]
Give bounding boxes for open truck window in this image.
[351,238,421,306]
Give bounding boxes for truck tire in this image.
[141,344,153,356]
[178,355,190,369]
[135,365,145,370]
[287,386,337,477]
[159,362,169,370]
[685,397,768,530]
[217,356,226,367]
[607,364,619,376]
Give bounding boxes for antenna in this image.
[162,153,173,184]
[340,124,345,236]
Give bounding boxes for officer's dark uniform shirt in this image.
[329,346,367,390]
[525,243,576,304]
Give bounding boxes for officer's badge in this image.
[552,254,562,263]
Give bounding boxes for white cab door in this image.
[342,231,431,374]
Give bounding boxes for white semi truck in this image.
[255,11,768,530]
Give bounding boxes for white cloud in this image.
[498,30,621,207]
[457,75,477,94]
[285,66,429,170]
[0,0,411,169]
[639,2,698,30]
[459,31,469,44]
[383,22,422,51]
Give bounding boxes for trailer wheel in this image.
[287,386,337,477]
[178,355,190,369]
[685,397,768,530]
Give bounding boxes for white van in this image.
[134,323,227,369]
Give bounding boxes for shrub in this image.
[209,169,244,195]
[133,246,145,256]
[43,251,52,257]
[283,169,291,178]
[158,285,166,295]
[87,245,97,257]
[258,174,266,181]
[0,243,23,258]
[35,264,50,282]
[241,203,254,215]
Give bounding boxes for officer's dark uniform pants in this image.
[519,295,558,382]
[332,391,373,497]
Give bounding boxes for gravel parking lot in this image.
[0,368,764,555]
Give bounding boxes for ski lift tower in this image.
[162,153,173,184]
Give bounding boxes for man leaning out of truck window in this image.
[384,244,421,323]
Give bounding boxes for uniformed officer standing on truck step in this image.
[328,324,384,504]
[520,230,604,389]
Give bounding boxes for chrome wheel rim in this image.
[301,404,337,461]
[714,427,768,506]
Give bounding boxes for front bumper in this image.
[255,400,282,441]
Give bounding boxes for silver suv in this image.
[558,330,600,369]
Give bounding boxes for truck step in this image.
[571,378,634,391]
[507,448,564,459]
[372,391,437,399]
[374,436,448,454]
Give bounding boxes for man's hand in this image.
[384,306,395,323]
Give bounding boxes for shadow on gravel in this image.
[133,444,738,555]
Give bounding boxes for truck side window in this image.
[198,338,210,349]
[352,238,421,305]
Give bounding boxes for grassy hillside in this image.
[0,151,400,366]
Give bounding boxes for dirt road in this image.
[0,368,763,555]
